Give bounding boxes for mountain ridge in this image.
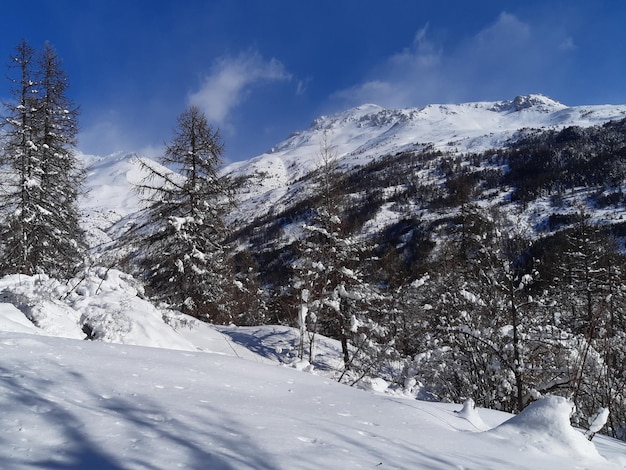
[215,94,626,225]
[79,94,626,241]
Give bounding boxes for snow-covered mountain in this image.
[220,94,626,223]
[75,93,626,282]
[78,94,626,233]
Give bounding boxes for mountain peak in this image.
[312,104,387,130]
[490,94,566,113]
[512,93,565,110]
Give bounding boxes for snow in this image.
[0,271,624,468]
[81,152,146,221]
[76,94,626,244]
[219,94,626,224]
[0,331,624,469]
[589,408,611,435]
[79,151,159,248]
[455,398,489,431]
[0,303,41,334]
[490,396,605,463]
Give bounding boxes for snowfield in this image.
[0,272,624,469]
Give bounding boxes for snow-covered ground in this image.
[0,271,625,468]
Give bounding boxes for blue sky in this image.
[1,1,625,162]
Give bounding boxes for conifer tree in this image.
[0,40,85,277]
[293,131,387,382]
[134,106,235,321]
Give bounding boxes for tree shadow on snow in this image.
[0,362,278,469]
[0,365,124,469]
[97,393,279,470]
[219,327,298,363]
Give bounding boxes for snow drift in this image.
[491,396,605,462]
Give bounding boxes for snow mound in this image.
[0,303,41,335]
[454,398,489,431]
[0,269,269,360]
[491,396,605,462]
[0,274,85,339]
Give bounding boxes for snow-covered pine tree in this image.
[133,106,235,322]
[293,131,388,382]
[0,40,85,277]
[32,42,85,275]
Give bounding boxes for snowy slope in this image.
[0,271,624,468]
[82,152,147,220]
[80,152,148,248]
[0,331,624,469]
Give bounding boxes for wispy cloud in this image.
[332,12,576,109]
[78,112,127,156]
[78,110,165,159]
[188,50,292,127]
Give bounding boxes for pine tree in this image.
[0,39,37,274]
[0,40,85,277]
[133,106,235,321]
[293,131,388,382]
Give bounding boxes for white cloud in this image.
[559,37,576,51]
[390,23,442,70]
[78,109,166,158]
[296,78,311,96]
[188,50,291,126]
[472,12,530,51]
[332,80,405,109]
[331,12,576,109]
[78,114,126,156]
[78,50,292,158]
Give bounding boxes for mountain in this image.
[78,94,626,303]
[220,94,626,224]
[79,94,626,234]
